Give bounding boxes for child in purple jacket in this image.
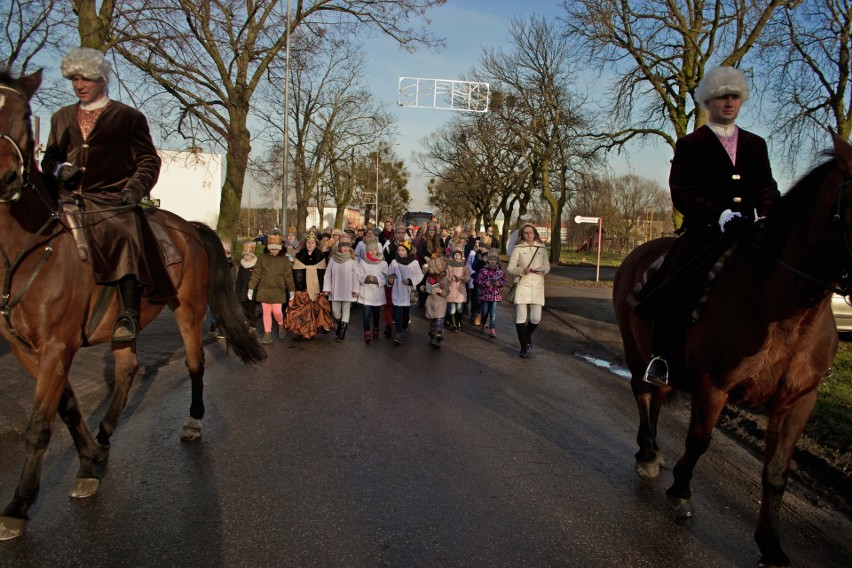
[475,249,507,338]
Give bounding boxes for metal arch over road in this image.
[398,77,490,113]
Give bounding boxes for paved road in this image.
[1,265,851,567]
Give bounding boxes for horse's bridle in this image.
[0,84,63,345]
[0,85,32,203]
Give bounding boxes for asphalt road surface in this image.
[0,266,850,568]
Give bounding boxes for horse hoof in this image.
[666,495,694,518]
[70,477,100,498]
[635,460,661,479]
[0,516,25,540]
[180,417,202,441]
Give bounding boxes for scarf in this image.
[293,257,326,301]
[448,257,466,268]
[365,250,382,264]
[240,255,257,269]
[332,246,353,264]
[396,254,415,266]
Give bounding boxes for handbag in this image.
[409,286,419,304]
[507,248,538,304]
[506,281,518,304]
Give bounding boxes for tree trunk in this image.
[217,119,251,247]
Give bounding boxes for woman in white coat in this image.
[323,235,359,341]
[507,223,550,357]
[387,241,424,344]
[355,236,388,343]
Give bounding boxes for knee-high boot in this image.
[516,323,529,358]
[526,322,538,352]
[336,321,348,342]
[113,276,141,342]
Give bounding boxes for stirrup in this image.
[112,315,139,343]
[642,356,669,387]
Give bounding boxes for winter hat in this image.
[267,234,283,251]
[61,47,112,83]
[488,248,499,261]
[695,66,750,109]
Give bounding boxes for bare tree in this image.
[2,0,68,73]
[67,0,445,245]
[479,15,596,261]
[560,0,793,150]
[758,0,852,170]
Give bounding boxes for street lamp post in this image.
[281,0,292,233]
[375,149,380,224]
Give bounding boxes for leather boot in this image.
[452,313,461,333]
[526,322,538,352]
[336,321,348,342]
[430,332,443,348]
[113,276,141,343]
[516,323,529,358]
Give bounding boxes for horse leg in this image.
[754,389,817,567]
[56,382,107,498]
[665,385,728,517]
[95,344,139,449]
[174,307,205,441]
[633,385,670,478]
[0,356,70,540]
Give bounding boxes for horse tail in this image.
[193,223,267,365]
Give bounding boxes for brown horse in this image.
[613,133,852,567]
[0,70,265,539]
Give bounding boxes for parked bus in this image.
[402,211,434,230]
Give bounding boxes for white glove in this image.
[718,209,742,232]
[247,289,254,300]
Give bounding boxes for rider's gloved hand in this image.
[54,163,82,189]
[120,188,141,206]
[718,209,744,233]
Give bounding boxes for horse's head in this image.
[0,70,42,203]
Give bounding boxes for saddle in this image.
[630,240,739,325]
[61,200,182,266]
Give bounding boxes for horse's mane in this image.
[0,70,22,89]
[759,152,839,263]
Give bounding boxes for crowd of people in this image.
[228,218,546,357]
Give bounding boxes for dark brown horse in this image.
[0,70,265,540]
[613,133,852,567]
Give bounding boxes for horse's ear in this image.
[18,69,43,100]
[832,131,852,179]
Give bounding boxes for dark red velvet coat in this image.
[670,125,779,235]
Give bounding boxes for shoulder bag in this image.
[507,248,538,304]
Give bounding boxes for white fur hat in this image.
[61,47,112,83]
[695,66,749,109]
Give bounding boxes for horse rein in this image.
[740,175,852,298]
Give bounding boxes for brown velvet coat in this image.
[41,100,173,299]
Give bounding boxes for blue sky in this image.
[362,0,675,210]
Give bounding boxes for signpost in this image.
[574,215,603,282]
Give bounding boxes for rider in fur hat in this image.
[635,66,779,386]
[42,47,175,342]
